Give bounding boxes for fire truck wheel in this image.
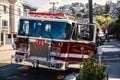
[65,63,69,70]
[32,63,36,68]
[19,59,22,62]
[32,60,36,68]
[15,59,19,63]
[36,60,39,67]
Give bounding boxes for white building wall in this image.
[12,0,23,33]
[0,3,1,45]
[9,0,23,43]
[0,0,23,45]
[0,2,10,33]
[0,2,10,45]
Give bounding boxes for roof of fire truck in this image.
[21,12,77,24]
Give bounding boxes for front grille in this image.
[30,42,49,57]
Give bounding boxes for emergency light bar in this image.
[28,12,65,17]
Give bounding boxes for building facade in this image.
[8,0,23,44]
[0,0,23,46]
[0,0,38,46]
[0,0,10,45]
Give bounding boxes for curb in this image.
[0,49,14,52]
[0,56,12,61]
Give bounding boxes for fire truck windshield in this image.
[18,19,71,40]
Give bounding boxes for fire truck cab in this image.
[13,12,97,70]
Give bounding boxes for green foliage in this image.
[105,16,115,24]
[117,13,120,21]
[76,13,82,18]
[93,5,104,15]
[77,54,106,80]
[96,15,115,29]
[103,16,115,29]
[96,15,105,25]
[105,3,110,14]
[95,21,101,29]
[69,6,76,16]
[113,12,120,40]
[82,13,89,18]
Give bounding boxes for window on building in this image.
[2,20,8,29]
[8,34,11,38]
[3,5,7,14]
[18,8,21,16]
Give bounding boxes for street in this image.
[94,39,120,80]
[0,39,120,80]
[0,63,78,80]
[0,51,79,80]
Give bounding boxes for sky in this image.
[21,0,117,11]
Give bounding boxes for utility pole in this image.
[89,0,93,41]
[89,0,93,23]
[49,2,58,13]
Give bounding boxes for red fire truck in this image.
[13,12,97,70]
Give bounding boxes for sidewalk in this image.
[0,45,15,62]
[103,39,120,80]
[0,45,13,52]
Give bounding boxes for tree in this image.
[105,16,115,24]
[76,13,82,19]
[110,12,120,40]
[96,15,105,26]
[96,15,115,30]
[103,16,115,29]
[82,13,89,18]
[76,13,82,17]
[93,5,104,15]
[69,6,76,16]
[105,3,110,14]
[114,22,120,40]
[77,53,106,80]
[95,21,101,29]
